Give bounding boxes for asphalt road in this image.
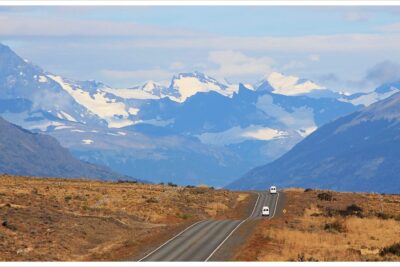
[139,190,281,262]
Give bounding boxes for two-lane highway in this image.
[138,190,281,262]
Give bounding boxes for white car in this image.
[262,206,270,216]
[270,186,277,194]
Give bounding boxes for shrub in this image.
[376,212,400,221]
[340,204,363,217]
[185,185,195,188]
[191,188,207,194]
[317,192,333,201]
[380,242,400,257]
[2,220,17,231]
[146,197,159,203]
[167,182,177,187]
[296,253,319,262]
[117,179,137,184]
[176,213,192,220]
[376,212,391,220]
[304,188,313,192]
[324,220,347,233]
[64,195,72,202]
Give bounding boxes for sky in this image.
[2,6,400,92]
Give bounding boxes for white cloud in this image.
[378,22,400,33]
[343,11,371,22]
[282,60,306,71]
[197,125,287,146]
[207,50,274,80]
[0,14,195,37]
[308,54,320,62]
[101,69,172,85]
[123,34,400,53]
[170,61,185,70]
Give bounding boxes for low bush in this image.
[317,192,333,201]
[167,182,178,187]
[191,188,207,194]
[176,213,192,220]
[324,220,347,233]
[375,212,400,221]
[295,253,319,262]
[2,220,17,231]
[380,242,400,257]
[304,188,313,192]
[146,197,159,203]
[340,204,363,217]
[117,179,137,184]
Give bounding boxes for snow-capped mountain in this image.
[160,72,239,102]
[1,42,398,187]
[339,81,400,106]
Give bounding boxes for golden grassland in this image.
[235,188,400,261]
[0,175,251,261]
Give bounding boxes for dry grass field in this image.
[0,175,251,261]
[235,188,400,261]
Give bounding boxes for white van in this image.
[270,186,277,194]
[262,206,270,216]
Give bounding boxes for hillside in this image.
[228,92,400,193]
[0,175,251,261]
[235,188,400,261]
[0,116,125,180]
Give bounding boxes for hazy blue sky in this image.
[2,6,400,92]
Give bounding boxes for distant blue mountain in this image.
[0,116,133,181]
[0,42,398,186]
[228,92,400,193]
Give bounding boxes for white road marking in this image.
[205,192,261,261]
[250,192,261,217]
[138,220,206,261]
[270,192,280,219]
[138,191,277,262]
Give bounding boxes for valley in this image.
[3,42,396,187]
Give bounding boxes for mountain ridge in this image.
[227,91,400,193]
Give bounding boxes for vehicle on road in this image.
[262,206,270,216]
[270,186,277,194]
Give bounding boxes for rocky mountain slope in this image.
[0,116,125,180]
[228,92,400,193]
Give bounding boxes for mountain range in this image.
[1,42,399,187]
[228,91,400,193]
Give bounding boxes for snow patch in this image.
[82,139,94,145]
[198,125,288,145]
[257,94,317,137]
[267,72,324,96]
[38,76,48,83]
[128,107,140,116]
[341,89,400,106]
[48,75,134,128]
